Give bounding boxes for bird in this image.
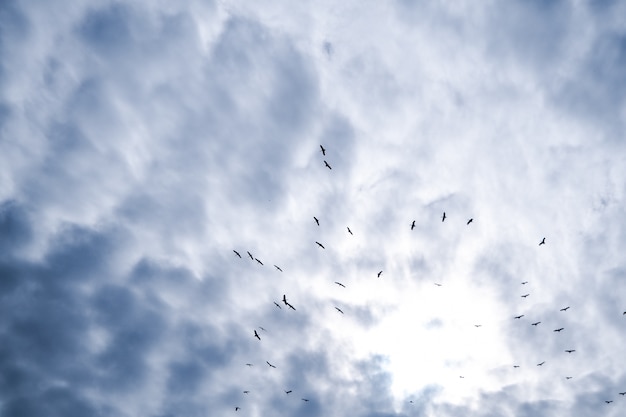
[442,212,446,222]
[285,390,292,394]
[274,302,282,309]
[521,294,530,298]
[467,218,473,225]
[320,145,326,155]
[254,330,261,340]
[377,270,383,278]
[324,160,332,170]
[316,241,325,249]
[605,401,613,404]
[243,391,250,394]
[513,365,520,368]
[560,306,570,311]
[514,315,524,319]
[314,216,319,226]
[282,294,296,310]
[474,324,482,327]
[274,265,283,272]
[302,398,309,402]
[247,251,254,260]
[235,407,240,411]
[537,362,545,366]
[565,350,576,353]
[259,326,266,332]
[335,282,345,287]
[619,392,626,396]
[335,307,344,314]
[521,281,529,285]
[411,220,416,230]
[245,363,253,367]
[459,376,464,379]
[347,226,353,235]
[554,328,564,332]
[539,237,546,245]
[233,250,242,258]
[532,321,541,326]
[565,376,573,379]
[266,361,276,368]
[255,258,263,266]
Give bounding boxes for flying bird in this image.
[324,160,332,170]
[411,220,416,230]
[259,326,266,332]
[247,251,254,260]
[245,363,253,367]
[565,377,573,380]
[605,401,613,404]
[532,322,541,326]
[274,265,283,272]
[513,365,520,368]
[474,325,482,327]
[233,250,242,258]
[235,407,240,411]
[537,362,545,366]
[347,227,353,235]
[434,283,442,287]
[521,281,528,285]
[377,271,383,278]
[302,398,309,402]
[335,307,344,314]
[285,390,292,394]
[243,391,249,394]
[442,212,446,222]
[565,350,576,353]
[619,392,626,395]
[335,282,346,287]
[560,306,570,311]
[467,218,473,225]
[514,315,524,319]
[521,294,530,298]
[274,302,282,309]
[316,241,325,249]
[314,216,319,226]
[254,330,261,340]
[320,145,326,155]
[266,361,276,368]
[539,237,546,245]
[554,328,564,332]
[282,294,296,310]
[255,258,263,265]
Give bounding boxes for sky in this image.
[1,0,626,416]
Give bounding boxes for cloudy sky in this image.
[2,0,626,416]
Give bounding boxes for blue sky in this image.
[1,1,626,416]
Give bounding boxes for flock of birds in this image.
[227,144,626,412]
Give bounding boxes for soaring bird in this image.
[532,322,541,326]
[377,271,383,278]
[324,160,332,170]
[513,365,520,368]
[619,392,626,396]
[521,294,530,298]
[554,328,564,332]
[316,241,325,249]
[254,330,261,340]
[283,295,296,311]
[560,306,570,311]
[605,401,613,404]
[320,145,326,155]
[243,391,250,394]
[335,307,344,314]
[537,362,545,366]
[235,407,240,411]
[411,220,416,230]
[247,251,254,260]
[521,281,529,285]
[285,390,292,394]
[274,265,283,272]
[314,216,319,226]
[514,315,524,319]
[347,227,353,235]
[442,212,446,222]
[565,376,573,380]
[255,258,264,265]
[474,324,482,327]
[246,363,253,366]
[434,283,442,287]
[539,237,546,245]
[335,282,346,288]
[565,350,576,353]
[467,218,473,225]
[266,361,276,368]
[274,302,282,309]
[233,250,242,258]
[302,398,309,402]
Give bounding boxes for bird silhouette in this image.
[233,250,242,258]
[235,407,240,411]
[274,265,283,272]
[554,328,564,332]
[513,365,520,368]
[537,362,545,366]
[335,307,344,314]
[619,392,626,396]
[539,237,546,245]
[274,302,282,309]
[474,324,482,327]
[266,361,276,368]
[324,160,332,170]
[565,376,573,379]
[560,306,570,311]
[521,281,529,285]
[467,218,473,225]
[247,251,254,260]
[314,216,319,226]
[282,294,296,310]
[434,283,442,286]
[532,322,541,326]
[254,330,261,340]
[246,363,253,367]
[411,220,416,230]
[442,212,446,222]
[335,282,346,287]
[347,226,353,235]
[320,145,326,155]
[605,401,613,404]
[377,271,383,278]
[565,350,576,353]
[316,241,325,249]
[255,258,263,266]
[243,391,249,394]
[521,294,530,298]
[259,326,266,332]
[514,315,524,319]
[302,398,309,402]
[285,390,292,394]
